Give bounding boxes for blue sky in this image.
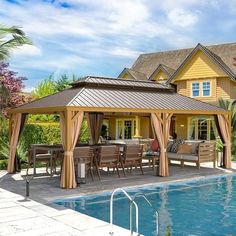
[0,0,236,91]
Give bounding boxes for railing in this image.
[110,188,139,236]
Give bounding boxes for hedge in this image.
[21,121,90,148]
[0,121,90,168]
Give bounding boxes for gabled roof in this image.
[130,42,236,82]
[167,43,236,83]
[118,68,148,80]
[149,64,175,81]
[11,76,227,115]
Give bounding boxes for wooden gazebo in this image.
[7,76,231,189]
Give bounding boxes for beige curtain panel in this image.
[7,113,22,173]
[60,111,84,188]
[217,114,232,168]
[59,112,66,148]
[151,113,173,177]
[86,112,104,144]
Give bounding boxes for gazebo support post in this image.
[151,112,173,177]
[60,109,77,189]
[225,113,232,169]
[216,113,232,169]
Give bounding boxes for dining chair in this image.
[26,147,54,176]
[95,145,120,180]
[120,144,144,175]
[73,146,94,182]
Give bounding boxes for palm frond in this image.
[0,25,26,37]
[218,98,236,131]
[0,24,32,60]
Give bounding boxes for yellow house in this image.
[114,42,236,141]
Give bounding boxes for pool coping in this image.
[52,172,236,202]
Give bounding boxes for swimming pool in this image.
[54,175,236,235]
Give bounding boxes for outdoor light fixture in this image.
[77,158,86,184]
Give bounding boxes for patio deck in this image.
[1,163,236,203]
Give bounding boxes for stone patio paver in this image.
[0,187,134,235]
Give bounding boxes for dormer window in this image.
[192,83,200,97]
[203,81,210,96]
[191,81,211,97]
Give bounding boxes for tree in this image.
[31,74,56,99]
[55,74,72,92]
[218,98,236,131]
[29,73,77,122]
[0,62,30,117]
[0,25,32,61]
[219,98,236,158]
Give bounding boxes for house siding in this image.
[122,73,130,79]
[175,80,187,96]
[174,51,227,81]
[175,115,188,139]
[109,118,116,140]
[140,117,150,138]
[230,80,236,99]
[153,71,167,81]
[216,77,231,100]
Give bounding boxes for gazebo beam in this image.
[68,106,230,115]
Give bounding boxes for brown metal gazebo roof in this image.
[11,76,227,115]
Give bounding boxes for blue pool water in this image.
[54,175,236,235]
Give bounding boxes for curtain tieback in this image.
[64,151,73,156]
[160,148,167,152]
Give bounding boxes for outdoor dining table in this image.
[31,144,63,177]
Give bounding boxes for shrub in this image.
[79,120,90,143]
[165,225,172,236]
[22,121,90,147]
[22,123,61,147]
[0,120,90,170]
[0,160,8,169]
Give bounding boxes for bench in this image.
[168,142,216,169]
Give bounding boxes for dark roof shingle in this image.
[131,42,236,80]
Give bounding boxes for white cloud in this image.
[108,47,143,58]
[13,45,42,56]
[167,8,199,27]
[13,54,89,71]
[0,0,214,80]
[23,86,35,93]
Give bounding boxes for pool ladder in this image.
[109,188,159,236]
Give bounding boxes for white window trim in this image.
[202,81,211,97]
[116,118,136,140]
[187,116,215,141]
[191,82,200,97]
[191,80,212,98]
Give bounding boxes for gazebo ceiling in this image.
[11,76,228,115]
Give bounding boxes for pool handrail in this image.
[110,188,139,235]
[132,193,159,235]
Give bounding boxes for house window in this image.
[203,81,210,96]
[192,83,200,97]
[116,119,135,139]
[188,117,217,140]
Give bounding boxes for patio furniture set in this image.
[26,144,145,182]
[26,139,217,183]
